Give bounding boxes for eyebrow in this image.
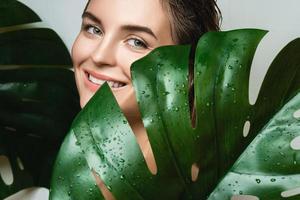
[121,25,157,40]
[82,11,157,40]
[82,12,101,24]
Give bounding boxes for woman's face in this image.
[72,0,175,121]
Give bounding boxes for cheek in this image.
[114,48,152,119]
[71,35,96,108]
[79,89,94,108]
[71,34,96,67]
[116,48,152,80]
[71,36,83,67]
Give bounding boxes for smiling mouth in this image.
[86,72,126,89]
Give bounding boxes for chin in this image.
[79,98,86,109]
[79,100,85,109]
[79,92,94,108]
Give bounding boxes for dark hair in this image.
[161,0,221,45]
[83,0,222,125]
[158,0,222,125]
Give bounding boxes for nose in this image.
[90,36,117,67]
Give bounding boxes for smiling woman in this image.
[73,0,176,108]
[71,0,220,199]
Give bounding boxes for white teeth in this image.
[113,82,119,88]
[88,74,105,85]
[107,81,115,87]
[88,74,125,88]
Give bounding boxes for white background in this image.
[1,0,300,199]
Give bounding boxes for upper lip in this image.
[84,69,126,84]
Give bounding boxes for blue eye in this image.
[127,38,147,49]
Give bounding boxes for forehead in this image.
[86,0,170,33]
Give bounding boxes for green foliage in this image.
[0,67,80,199]
[208,88,300,199]
[0,0,80,198]
[0,0,41,28]
[0,28,72,65]
[50,28,300,200]
[0,0,72,66]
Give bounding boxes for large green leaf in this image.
[0,0,72,66]
[0,66,80,199]
[0,28,72,65]
[207,35,300,199]
[50,29,300,199]
[0,0,41,28]
[0,1,79,198]
[208,84,300,199]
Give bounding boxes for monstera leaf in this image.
[0,0,72,66]
[0,67,80,199]
[0,0,41,27]
[50,29,300,199]
[0,0,80,199]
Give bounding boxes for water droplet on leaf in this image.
[270,178,276,182]
[163,91,170,96]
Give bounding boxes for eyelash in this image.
[83,24,103,36]
[82,23,149,50]
[126,37,148,50]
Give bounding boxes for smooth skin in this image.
[72,0,175,199]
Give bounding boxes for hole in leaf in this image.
[290,136,300,150]
[130,115,157,175]
[92,170,116,200]
[191,163,199,182]
[243,121,251,137]
[281,187,300,198]
[16,157,24,170]
[231,195,259,200]
[293,109,300,119]
[123,90,157,175]
[0,155,14,185]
